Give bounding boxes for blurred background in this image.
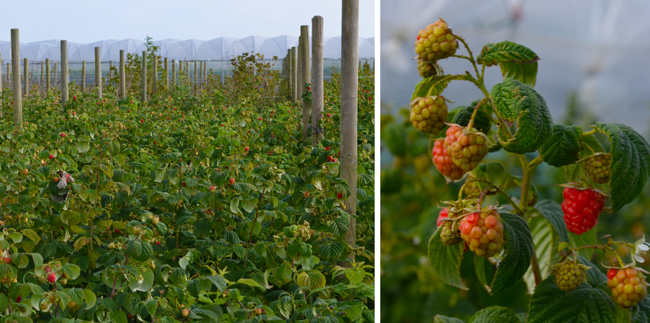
[380,0,650,322]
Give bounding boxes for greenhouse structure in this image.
[0,35,375,85]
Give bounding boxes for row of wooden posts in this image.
[0,55,218,99]
[0,0,360,261]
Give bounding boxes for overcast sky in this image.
[0,0,375,43]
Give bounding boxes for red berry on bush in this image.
[561,186,606,235]
[61,132,66,137]
[459,208,504,257]
[228,178,235,185]
[432,138,465,182]
[245,147,249,152]
[327,113,331,117]
[4,257,10,264]
[47,273,56,283]
[337,192,343,199]
[49,154,55,159]
[436,208,448,226]
[16,295,21,302]
[448,127,488,172]
[326,146,331,151]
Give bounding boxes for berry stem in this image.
[582,129,598,137]
[453,35,481,80]
[467,98,487,131]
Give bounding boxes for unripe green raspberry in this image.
[448,128,488,172]
[553,259,589,292]
[410,96,448,135]
[583,153,611,184]
[417,59,441,78]
[415,18,458,62]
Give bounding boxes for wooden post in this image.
[172,59,176,89]
[153,53,158,97]
[61,40,69,107]
[119,50,126,100]
[11,29,22,126]
[142,51,147,102]
[23,58,29,96]
[340,0,359,262]
[291,46,297,102]
[297,37,302,103]
[81,61,86,93]
[40,61,43,95]
[311,16,324,147]
[95,47,102,99]
[53,62,57,88]
[193,60,197,93]
[299,25,311,140]
[46,59,50,94]
[164,57,168,90]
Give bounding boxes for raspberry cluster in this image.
[553,259,589,292]
[432,137,465,182]
[607,268,648,308]
[448,128,488,172]
[561,186,606,235]
[415,19,458,62]
[438,208,462,245]
[459,208,504,257]
[410,96,448,135]
[583,153,611,184]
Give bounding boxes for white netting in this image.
[0,35,374,63]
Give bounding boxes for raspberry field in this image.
[0,52,375,322]
[381,18,650,323]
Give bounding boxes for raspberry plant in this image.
[409,19,650,322]
[0,52,375,322]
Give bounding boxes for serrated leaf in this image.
[534,200,570,244]
[236,278,265,290]
[491,213,533,292]
[596,123,650,212]
[468,306,520,323]
[477,41,540,66]
[492,78,553,154]
[296,270,326,291]
[501,61,538,87]
[473,162,508,189]
[76,140,91,153]
[527,277,616,323]
[83,289,96,309]
[523,214,556,294]
[427,228,467,290]
[434,315,465,323]
[411,75,451,101]
[539,125,583,167]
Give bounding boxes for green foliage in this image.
[383,19,650,323]
[0,48,375,321]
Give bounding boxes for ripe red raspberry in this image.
[561,186,606,235]
[607,267,648,308]
[432,138,465,181]
[459,207,504,257]
[415,18,458,62]
[448,127,488,172]
[583,153,611,184]
[47,273,56,283]
[410,96,448,135]
[553,258,589,292]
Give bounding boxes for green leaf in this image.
[236,278,265,290]
[296,270,326,290]
[596,123,650,212]
[468,306,520,323]
[127,239,153,262]
[434,315,465,323]
[491,78,554,154]
[474,255,491,293]
[527,277,616,323]
[427,228,467,290]
[500,61,539,87]
[491,213,533,292]
[534,200,570,244]
[539,125,583,167]
[411,75,451,101]
[473,162,508,189]
[451,104,492,134]
[76,140,91,153]
[83,289,96,309]
[477,41,540,66]
[523,214,557,294]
